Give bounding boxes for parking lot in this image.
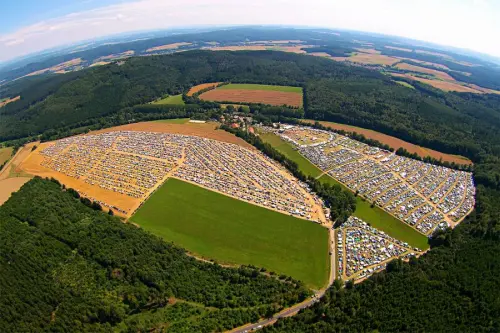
[40,131,327,221]
[268,125,475,235]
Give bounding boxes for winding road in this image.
[228,228,336,333]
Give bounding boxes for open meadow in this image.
[152,94,185,105]
[131,178,330,289]
[200,83,303,107]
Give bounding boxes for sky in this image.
[1,0,499,62]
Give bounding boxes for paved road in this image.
[229,227,336,333]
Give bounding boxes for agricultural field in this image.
[204,43,309,54]
[130,178,330,289]
[332,51,400,66]
[390,73,483,93]
[0,143,36,205]
[200,83,303,107]
[395,62,456,81]
[0,177,31,205]
[0,147,13,166]
[304,120,473,165]
[152,94,185,105]
[146,42,192,53]
[187,82,221,96]
[219,84,303,93]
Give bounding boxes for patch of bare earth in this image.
[199,89,303,107]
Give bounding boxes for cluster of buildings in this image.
[270,125,475,235]
[40,131,326,221]
[337,216,418,281]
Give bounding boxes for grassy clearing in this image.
[352,197,429,250]
[260,133,429,250]
[393,80,415,89]
[153,118,190,124]
[219,84,303,93]
[131,178,330,289]
[259,133,323,178]
[153,94,185,105]
[0,147,13,166]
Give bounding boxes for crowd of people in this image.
[273,125,476,235]
[40,131,326,221]
[337,216,417,281]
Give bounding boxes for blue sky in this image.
[1,0,126,34]
[1,0,499,62]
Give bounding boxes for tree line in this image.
[0,177,310,332]
[221,125,356,224]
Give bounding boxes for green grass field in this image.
[131,178,330,289]
[219,84,303,93]
[153,118,190,124]
[260,133,429,250]
[259,133,323,178]
[153,94,185,105]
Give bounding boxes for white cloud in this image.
[0,0,499,61]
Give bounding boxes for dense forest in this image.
[2,47,500,332]
[264,189,500,332]
[0,50,376,142]
[0,178,309,332]
[4,49,500,163]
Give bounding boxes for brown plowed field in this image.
[304,120,473,165]
[200,89,302,107]
[187,82,221,96]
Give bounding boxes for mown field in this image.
[131,178,330,289]
[152,94,185,105]
[259,133,323,178]
[259,132,429,250]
